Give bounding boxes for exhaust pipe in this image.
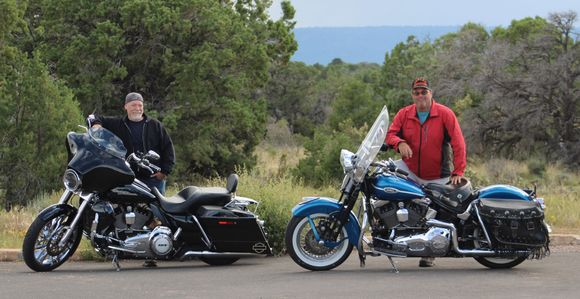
[180,251,263,261]
[426,219,496,257]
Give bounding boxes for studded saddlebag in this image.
[478,199,549,249]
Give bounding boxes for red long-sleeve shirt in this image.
[386,100,466,180]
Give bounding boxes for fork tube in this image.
[58,190,74,204]
[58,194,92,247]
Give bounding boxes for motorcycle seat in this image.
[425,178,473,207]
[154,186,232,214]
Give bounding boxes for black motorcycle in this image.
[22,126,271,271]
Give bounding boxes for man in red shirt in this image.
[385,77,467,267]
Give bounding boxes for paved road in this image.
[1,248,578,298]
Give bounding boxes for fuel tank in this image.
[105,181,156,204]
[371,173,425,201]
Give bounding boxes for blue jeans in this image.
[140,177,166,195]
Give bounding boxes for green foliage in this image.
[15,0,297,182]
[328,79,384,130]
[491,17,550,43]
[293,120,366,187]
[0,46,83,209]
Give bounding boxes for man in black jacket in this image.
[92,92,175,194]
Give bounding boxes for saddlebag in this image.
[478,199,549,257]
[198,206,272,255]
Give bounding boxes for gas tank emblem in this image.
[383,187,398,194]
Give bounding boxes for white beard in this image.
[127,113,144,122]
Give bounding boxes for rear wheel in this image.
[199,257,239,266]
[22,209,82,272]
[472,227,527,269]
[285,213,353,271]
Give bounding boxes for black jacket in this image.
[94,114,175,177]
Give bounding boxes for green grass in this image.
[2,150,579,256]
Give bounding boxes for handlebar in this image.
[371,159,409,177]
[127,153,161,174]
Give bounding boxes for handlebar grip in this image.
[150,165,161,173]
[396,168,409,176]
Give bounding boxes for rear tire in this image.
[22,209,82,272]
[285,214,353,271]
[473,256,527,269]
[199,257,239,266]
[472,227,527,269]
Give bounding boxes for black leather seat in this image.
[425,178,473,208]
[152,174,239,214]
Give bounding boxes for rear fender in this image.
[291,197,361,246]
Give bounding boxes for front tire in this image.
[22,209,82,272]
[472,227,527,269]
[285,213,353,271]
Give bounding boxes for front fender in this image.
[292,197,361,246]
[37,204,78,222]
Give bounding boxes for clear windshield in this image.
[353,106,389,182]
[88,127,127,159]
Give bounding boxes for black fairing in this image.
[66,128,134,192]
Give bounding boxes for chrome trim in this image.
[371,184,423,198]
[173,227,182,241]
[473,204,492,246]
[357,195,369,254]
[58,190,74,204]
[132,179,154,195]
[192,215,212,248]
[58,193,93,247]
[426,219,495,256]
[63,169,81,192]
[108,245,146,254]
[90,213,100,248]
[457,201,476,221]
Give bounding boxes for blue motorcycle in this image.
[285,107,550,271]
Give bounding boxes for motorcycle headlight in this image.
[340,149,356,173]
[63,169,81,192]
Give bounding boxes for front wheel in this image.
[472,227,527,269]
[285,213,353,271]
[22,209,82,272]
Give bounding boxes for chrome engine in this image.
[372,199,451,257]
[120,226,174,258]
[392,227,451,257]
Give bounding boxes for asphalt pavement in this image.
[1,247,579,299]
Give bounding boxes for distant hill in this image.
[292,26,460,65]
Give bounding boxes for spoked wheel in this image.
[285,213,353,271]
[22,209,82,272]
[199,257,239,266]
[472,227,527,269]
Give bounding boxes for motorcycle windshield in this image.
[88,127,127,160]
[353,106,389,182]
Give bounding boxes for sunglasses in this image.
[412,90,429,96]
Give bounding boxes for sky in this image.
[268,0,580,28]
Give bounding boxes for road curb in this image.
[2,234,578,262]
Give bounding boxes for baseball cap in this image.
[125,92,144,104]
[411,77,430,90]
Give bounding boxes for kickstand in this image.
[358,253,366,268]
[387,256,399,273]
[111,253,121,272]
